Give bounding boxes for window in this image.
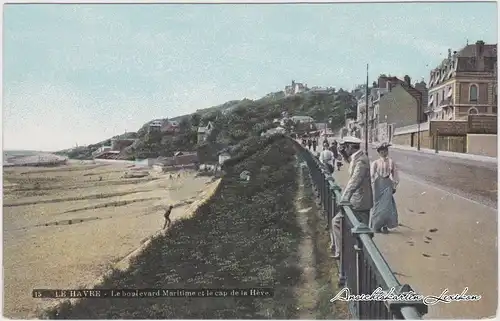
[436,93,440,105]
[469,84,478,102]
[494,85,497,105]
[447,86,453,98]
[468,107,479,115]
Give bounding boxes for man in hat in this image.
[330,136,373,259]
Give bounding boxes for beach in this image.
[3,161,213,318]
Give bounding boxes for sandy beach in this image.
[3,161,213,318]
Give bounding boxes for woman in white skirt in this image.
[369,142,399,233]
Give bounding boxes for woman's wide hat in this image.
[339,136,362,145]
[376,142,392,151]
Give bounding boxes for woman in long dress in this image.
[369,142,399,233]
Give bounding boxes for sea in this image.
[3,150,65,166]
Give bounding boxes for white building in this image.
[291,115,314,123]
[285,80,308,96]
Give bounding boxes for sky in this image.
[3,2,497,151]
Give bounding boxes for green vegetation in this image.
[44,135,348,319]
[44,136,302,319]
[58,89,356,160]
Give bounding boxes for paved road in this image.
[382,148,497,209]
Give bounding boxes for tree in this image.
[178,117,190,132]
[283,119,294,132]
[190,113,202,127]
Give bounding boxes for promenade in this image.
[310,140,497,319]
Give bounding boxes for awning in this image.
[447,87,453,98]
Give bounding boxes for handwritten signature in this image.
[330,287,481,306]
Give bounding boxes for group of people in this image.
[301,135,320,152]
[325,136,399,259]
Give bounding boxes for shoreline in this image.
[3,162,214,318]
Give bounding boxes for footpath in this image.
[381,143,497,164]
[334,168,497,319]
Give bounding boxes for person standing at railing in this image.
[319,145,335,175]
[312,138,318,152]
[330,140,343,171]
[369,142,399,234]
[322,138,330,150]
[338,137,373,225]
[307,137,313,150]
[330,136,373,259]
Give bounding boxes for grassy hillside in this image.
[58,89,356,160]
[44,136,304,319]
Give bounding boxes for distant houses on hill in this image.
[197,121,215,144]
[148,119,180,134]
[285,80,308,96]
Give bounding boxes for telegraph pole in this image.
[364,64,369,154]
[417,95,421,151]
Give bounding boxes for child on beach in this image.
[163,205,174,229]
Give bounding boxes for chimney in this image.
[378,75,388,89]
[476,40,485,56]
[404,75,411,86]
[415,81,428,115]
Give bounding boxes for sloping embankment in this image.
[41,135,343,319]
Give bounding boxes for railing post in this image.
[351,224,374,319]
[325,177,335,231]
[386,284,428,318]
[322,173,328,217]
[435,129,439,154]
[331,184,345,287]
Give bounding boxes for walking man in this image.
[330,136,373,259]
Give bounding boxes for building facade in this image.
[197,121,214,144]
[357,75,427,143]
[285,80,308,96]
[426,40,497,121]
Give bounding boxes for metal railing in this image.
[291,138,428,320]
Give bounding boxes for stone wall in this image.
[467,134,498,157]
[392,130,431,149]
[429,120,468,136]
[436,136,467,153]
[468,114,497,134]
